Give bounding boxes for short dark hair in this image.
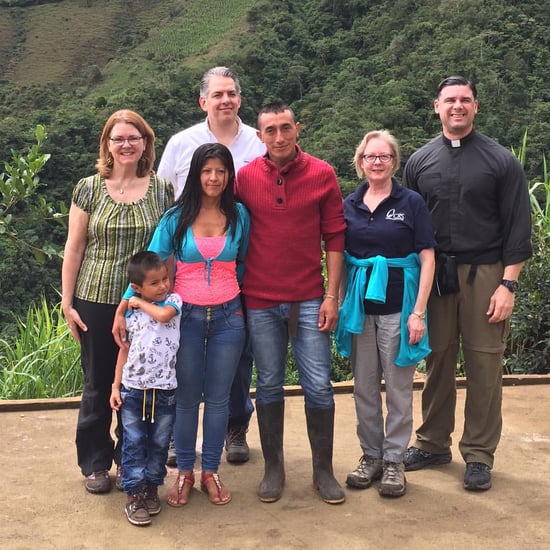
[127,251,165,285]
[257,102,296,128]
[436,76,477,99]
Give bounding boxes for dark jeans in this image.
[120,385,175,494]
[74,298,122,476]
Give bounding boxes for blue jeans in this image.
[120,385,175,494]
[247,298,334,409]
[174,295,246,472]
[228,330,255,426]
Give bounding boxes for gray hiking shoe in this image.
[225,425,250,463]
[379,462,406,497]
[125,493,151,526]
[85,470,112,494]
[345,455,383,489]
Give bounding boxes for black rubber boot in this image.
[256,401,285,502]
[305,406,345,504]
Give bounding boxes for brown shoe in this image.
[85,470,112,494]
[125,493,151,526]
[144,485,161,515]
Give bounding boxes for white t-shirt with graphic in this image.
[122,293,182,390]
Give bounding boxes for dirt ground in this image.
[1,383,549,550]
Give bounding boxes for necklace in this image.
[115,181,130,194]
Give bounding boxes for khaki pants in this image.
[351,313,416,463]
[414,263,509,467]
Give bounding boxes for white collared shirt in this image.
[157,117,266,199]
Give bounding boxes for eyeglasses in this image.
[361,154,394,164]
[109,136,144,145]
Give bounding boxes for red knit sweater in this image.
[235,146,345,308]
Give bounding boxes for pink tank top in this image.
[174,236,240,305]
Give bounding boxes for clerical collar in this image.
[442,129,475,148]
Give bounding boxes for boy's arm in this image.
[128,296,179,323]
[110,346,129,411]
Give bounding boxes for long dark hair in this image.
[170,143,237,255]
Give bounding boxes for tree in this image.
[0,124,65,262]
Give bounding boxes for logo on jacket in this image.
[385,208,405,221]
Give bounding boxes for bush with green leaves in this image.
[505,147,550,374]
[0,124,64,262]
[0,297,81,399]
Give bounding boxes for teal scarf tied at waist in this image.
[335,251,431,367]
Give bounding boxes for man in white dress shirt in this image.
[158,66,265,464]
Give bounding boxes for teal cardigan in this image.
[335,251,431,367]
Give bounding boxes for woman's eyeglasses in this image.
[109,136,144,146]
[361,154,394,164]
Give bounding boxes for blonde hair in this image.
[96,109,155,177]
[352,130,400,179]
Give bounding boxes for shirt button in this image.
[276,198,283,204]
[277,178,283,185]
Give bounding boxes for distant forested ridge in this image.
[0,0,549,333]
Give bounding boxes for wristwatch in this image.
[412,310,426,320]
[501,279,519,293]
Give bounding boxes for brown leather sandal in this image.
[200,471,231,505]
[167,470,195,507]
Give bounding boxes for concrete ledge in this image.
[1,374,548,413]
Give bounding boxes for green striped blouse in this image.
[73,173,174,304]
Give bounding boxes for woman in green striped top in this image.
[61,110,174,495]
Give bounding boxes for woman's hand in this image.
[407,313,425,345]
[62,304,88,343]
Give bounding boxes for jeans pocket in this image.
[225,304,245,329]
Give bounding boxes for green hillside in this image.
[0,0,255,87]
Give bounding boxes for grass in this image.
[0,297,81,399]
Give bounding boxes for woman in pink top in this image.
[134,143,250,507]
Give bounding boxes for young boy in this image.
[110,251,182,526]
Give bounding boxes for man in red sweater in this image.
[235,103,346,505]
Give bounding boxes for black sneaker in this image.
[125,493,151,526]
[463,462,492,491]
[403,447,452,471]
[225,425,249,463]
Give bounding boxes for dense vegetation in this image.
[0,0,549,395]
